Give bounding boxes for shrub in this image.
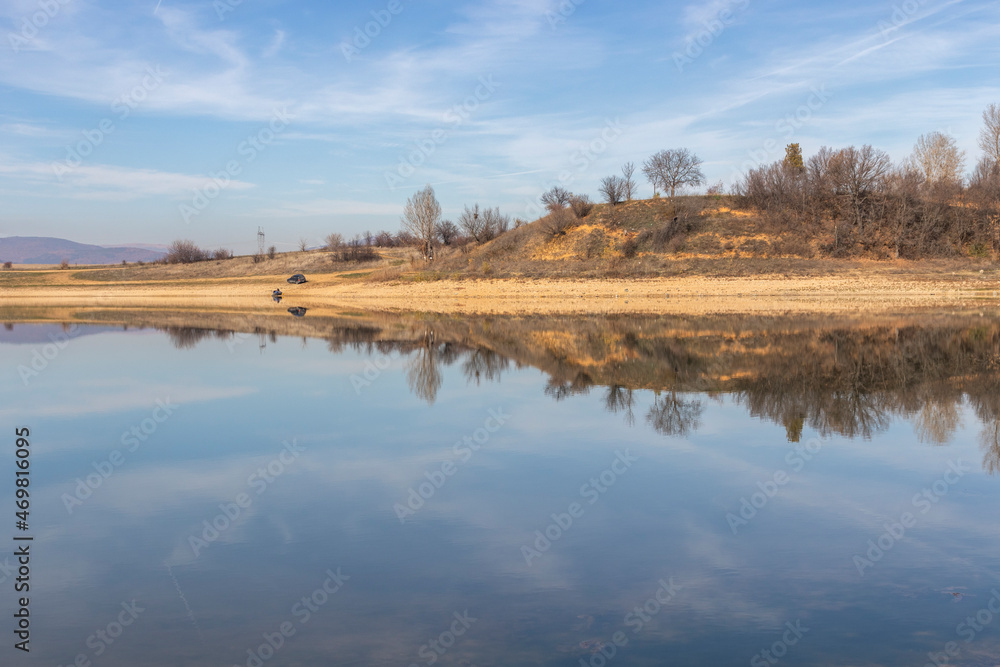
[60,259,70,269]
[569,194,594,218]
[213,248,233,260]
[621,237,639,259]
[3,261,12,270]
[599,176,627,205]
[969,242,991,259]
[267,245,277,260]
[541,208,576,237]
[166,239,208,264]
[340,238,379,262]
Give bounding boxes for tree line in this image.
[734,104,1000,258]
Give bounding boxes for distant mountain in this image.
[0,236,165,265]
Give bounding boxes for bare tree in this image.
[437,220,460,245]
[980,103,1000,167]
[540,186,572,212]
[621,162,636,201]
[459,204,509,243]
[401,185,441,260]
[325,233,344,251]
[166,239,208,264]
[829,144,891,231]
[481,206,511,239]
[910,131,965,186]
[298,238,309,252]
[642,148,705,198]
[458,204,484,241]
[599,175,627,205]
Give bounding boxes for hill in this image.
[0,236,165,265]
[423,194,995,279]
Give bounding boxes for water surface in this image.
[2,310,999,666]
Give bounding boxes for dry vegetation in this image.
[407,194,996,281]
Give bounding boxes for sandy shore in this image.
[3,267,999,315]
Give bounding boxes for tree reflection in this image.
[405,332,444,405]
[463,349,509,386]
[605,385,636,427]
[646,391,704,437]
[144,312,1000,472]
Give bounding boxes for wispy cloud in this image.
[0,158,255,200]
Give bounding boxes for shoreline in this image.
[2,271,999,315]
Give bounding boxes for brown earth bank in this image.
[2,258,999,315]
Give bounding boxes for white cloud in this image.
[0,157,255,200]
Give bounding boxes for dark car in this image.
[287,273,307,284]
[287,307,307,317]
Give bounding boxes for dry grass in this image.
[77,247,415,283]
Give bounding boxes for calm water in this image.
[2,311,1000,666]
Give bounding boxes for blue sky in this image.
[1,0,998,252]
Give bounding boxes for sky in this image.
[0,0,998,253]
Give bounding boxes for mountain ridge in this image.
[0,236,165,265]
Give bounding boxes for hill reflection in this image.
[14,308,1000,468]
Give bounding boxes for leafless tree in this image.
[884,165,922,258]
[829,145,891,231]
[481,206,511,238]
[166,239,208,264]
[621,162,636,201]
[642,148,705,198]
[459,204,509,243]
[401,185,441,260]
[458,204,484,241]
[910,131,965,186]
[298,238,309,252]
[980,103,1000,167]
[325,233,344,251]
[540,186,572,212]
[437,220,460,246]
[599,175,627,205]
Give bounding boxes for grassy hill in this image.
[420,195,990,280]
[4,197,992,287]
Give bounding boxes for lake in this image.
[2,308,999,666]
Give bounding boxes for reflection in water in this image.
[3,309,1000,666]
[26,311,1000,470]
[405,332,443,405]
[646,391,704,437]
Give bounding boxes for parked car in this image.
[287,273,307,284]
[287,306,308,317]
